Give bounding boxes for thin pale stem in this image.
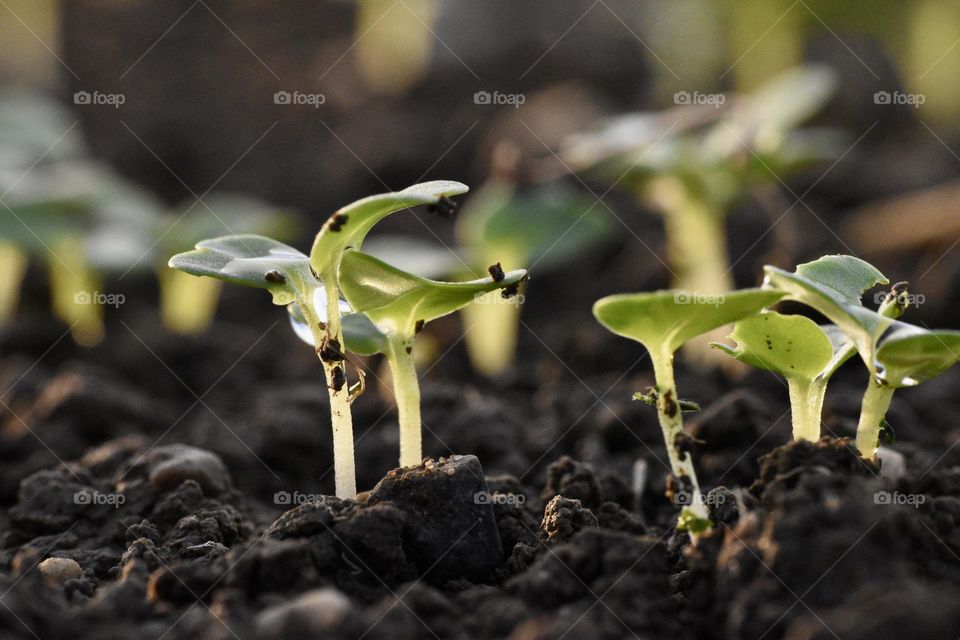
[855,381,895,459]
[48,237,104,346]
[158,267,223,334]
[650,351,709,526]
[387,333,422,467]
[304,286,356,498]
[788,380,825,442]
[0,241,27,326]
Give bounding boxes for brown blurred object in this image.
[843,180,960,255]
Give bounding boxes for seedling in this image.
[764,255,960,457]
[169,181,471,497]
[567,66,838,366]
[711,282,909,442]
[337,249,526,466]
[593,288,784,533]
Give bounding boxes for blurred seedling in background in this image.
[566,65,840,368]
[593,287,783,535]
[454,168,607,377]
[155,194,294,334]
[170,181,511,497]
[763,255,960,458]
[0,88,155,344]
[0,89,292,344]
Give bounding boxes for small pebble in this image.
[255,588,351,638]
[39,557,82,587]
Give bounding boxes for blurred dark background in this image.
[4,0,960,319]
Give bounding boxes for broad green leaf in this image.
[592,288,784,358]
[338,249,527,336]
[169,234,312,305]
[876,327,960,388]
[309,180,468,278]
[711,311,834,382]
[763,255,890,371]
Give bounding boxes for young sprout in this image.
[170,181,469,497]
[338,250,527,466]
[712,282,911,442]
[593,288,784,533]
[566,65,838,367]
[764,255,960,458]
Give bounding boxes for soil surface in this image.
[3,256,960,640]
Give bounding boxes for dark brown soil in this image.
[3,278,960,640]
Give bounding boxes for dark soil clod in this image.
[488,262,505,282]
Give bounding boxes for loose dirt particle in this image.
[331,366,346,392]
[426,195,457,218]
[327,213,349,232]
[488,262,505,282]
[264,270,286,284]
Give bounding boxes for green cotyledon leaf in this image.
[338,249,527,337]
[309,181,468,280]
[711,311,834,383]
[875,326,960,388]
[763,255,891,371]
[592,288,785,358]
[171,234,387,353]
[168,234,313,306]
